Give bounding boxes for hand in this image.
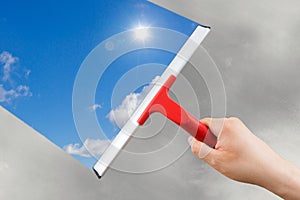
[188,117,300,200]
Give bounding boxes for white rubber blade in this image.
[93,119,138,178]
[93,25,210,178]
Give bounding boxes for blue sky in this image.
[0,0,199,168]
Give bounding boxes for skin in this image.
[188,117,300,200]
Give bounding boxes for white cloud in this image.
[89,104,102,112]
[0,51,32,103]
[0,84,32,103]
[64,138,110,158]
[107,76,160,128]
[25,69,31,79]
[0,51,18,82]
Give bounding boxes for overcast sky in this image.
[147,0,300,199]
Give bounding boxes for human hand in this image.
[188,117,300,199]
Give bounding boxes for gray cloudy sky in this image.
[1,0,300,199]
[147,0,300,198]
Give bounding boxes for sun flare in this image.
[133,26,150,41]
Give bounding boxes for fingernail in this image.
[188,136,194,146]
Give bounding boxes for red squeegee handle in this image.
[137,75,217,148]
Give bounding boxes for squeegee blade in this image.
[93,120,138,178]
[93,25,210,178]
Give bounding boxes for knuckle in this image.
[226,117,240,127]
[223,119,231,130]
[228,117,240,122]
[191,145,198,155]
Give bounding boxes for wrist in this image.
[262,156,300,199]
[278,160,300,199]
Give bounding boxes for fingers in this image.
[188,136,214,160]
[199,118,212,126]
[200,118,226,138]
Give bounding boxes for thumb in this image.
[188,136,215,162]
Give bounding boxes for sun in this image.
[133,26,150,41]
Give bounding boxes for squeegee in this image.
[93,24,217,178]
